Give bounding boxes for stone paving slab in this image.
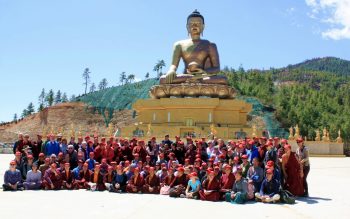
[0,154,348,219]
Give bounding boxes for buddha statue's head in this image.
[187,10,205,39]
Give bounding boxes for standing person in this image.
[23,163,42,190]
[296,138,310,197]
[31,134,43,160]
[45,134,60,156]
[13,133,24,154]
[3,161,23,191]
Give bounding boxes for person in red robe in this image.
[74,163,92,189]
[132,140,147,162]
[42,163,62,190]
[89,165,106,191]
[220,165,235,199]
[61,163,74,190]
[126,167,144,193]
[142,167,160,194]
[282,144,304,196]
[199,170,221,201]
[169,167,187,197]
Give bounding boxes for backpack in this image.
[280,189,296,204]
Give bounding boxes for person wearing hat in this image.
[3,161,23,191]
[247,157,264,192]
[199,170,220,201]
[142,167,160,194]
[220,165,235,198]
[255,168,280,203]
[23,162,42,190]
[43,163,62,190]
[39,158,50,177]
[167,152,179,169]
[265,160,281,183]
[282,144,304,196]
[168,167,187,197]
[61,163,74,190]
[296,137,310,197]
[89,165,106,191]
[74,163,92,189]
[126,167,145,193]
[185,172,201,199]
[110,165,127,193]
[240,154,250,178]
[225,170,248,204]
[22,154,34,180]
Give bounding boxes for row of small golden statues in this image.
[288,125,343,143]
[40,123,117,139]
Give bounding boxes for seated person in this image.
[3,160,23,191]
[23,162,42,190]
[247,157,264,192]
[255,168,281,203]
[110,165,127,193]
[104,166,114,189]
[225,170,248,204]
[74,163,92,189]
[142,167,160,194]
[220,165,235,198]
[169,167,187,198]
[185,172,201,199]
[61,163,74,190]
[89,165,106,191]
[126,167,144,193]
[43,163,62,190]
[199,170,220,201]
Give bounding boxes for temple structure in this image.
[121,10,253,139]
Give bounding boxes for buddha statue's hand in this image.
[165,71,176,84]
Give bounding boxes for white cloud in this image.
[305,0,350,40]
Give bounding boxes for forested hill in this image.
[283,57,350,76]
[222,57,350,142]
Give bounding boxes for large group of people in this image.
[3,132,310,204]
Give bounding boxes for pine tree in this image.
[21,109,28,118]
[89,83,96,93]
[54,90,62,104]
[46,89,54,106]
[145,72,150,79]
[70,95,76,102]
[27,102,35,115]
[62,93,68,102]
[120,72,126,85]
[98,78,108,90]
[38,88,46,107]
[127,74,135,84]
[82,68,91,95]
[13,113,18,122]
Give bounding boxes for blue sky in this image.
[0,0,349,122]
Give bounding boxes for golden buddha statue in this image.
[159,10,227,85]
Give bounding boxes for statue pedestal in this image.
[121,97,252,139]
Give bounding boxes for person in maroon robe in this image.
[282,144,304,196]
[74,163,92,189]
[220,165,235,199]
[132,140,147,162]
[89,165,106,191]
[42,163,62,190]
[126,167,144,193]
[169,167,187,197]
[61,163,74,190]
[199,170,221,201]
[142,167,160,194]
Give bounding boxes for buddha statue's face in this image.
[187,17,204,38]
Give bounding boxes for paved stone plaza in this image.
[0,154,348,219]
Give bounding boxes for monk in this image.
[74,163,92,189]
[220,165,235,199]
[126,167,144,193]
[89,165,106,191]
[199,170,220,201]
[282,144,304,196]
[61,163,74,190]
[169,167,187,197]
[43,163,62,190]
[142,167,160,194]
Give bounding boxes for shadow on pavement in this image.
[297,196,332,204]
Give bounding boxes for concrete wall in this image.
[290,141,344,156]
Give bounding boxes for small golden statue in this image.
[322,128,327,142]
[315,129,321,141]
[288,126,294,140]
[336,129,343,143]
[251,125,257,138]
[146,123,152,137]
[107,123,115,137]
[294,125,300,139]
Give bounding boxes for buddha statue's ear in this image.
[201,24,205,36]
